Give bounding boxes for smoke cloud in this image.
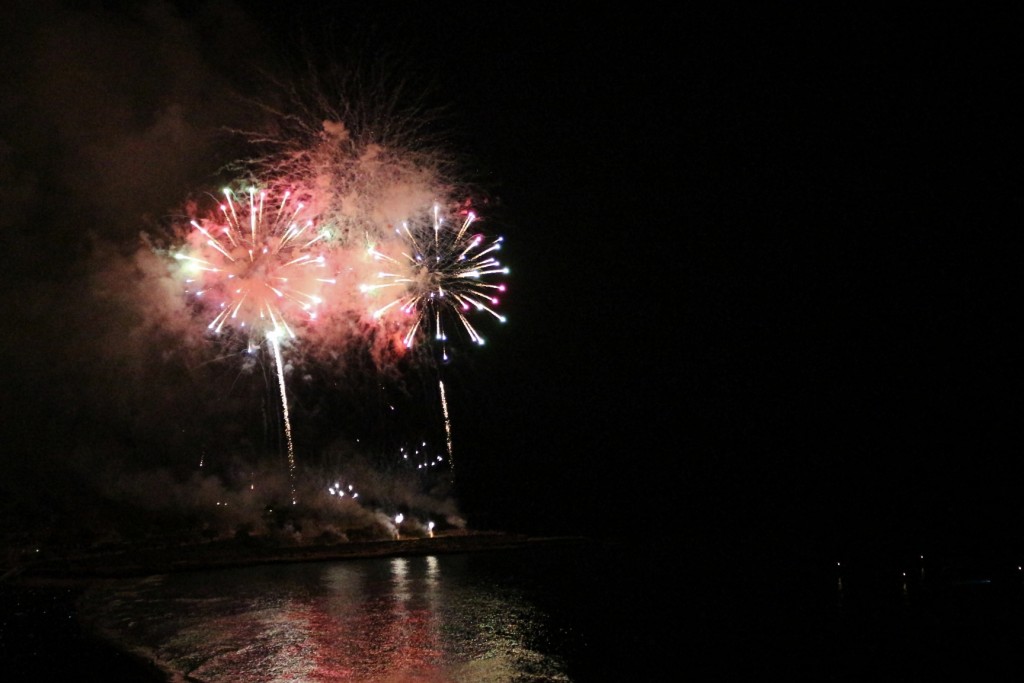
[0,1,482,550]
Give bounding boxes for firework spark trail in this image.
[438,379,454,480]
[268,332,297,504]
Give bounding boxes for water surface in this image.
[77,540,1024,681]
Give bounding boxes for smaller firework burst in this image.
[361,204,508,360]
[327,479,360,500]
[397,440,447,471]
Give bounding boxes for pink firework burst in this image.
[175,184,337,347]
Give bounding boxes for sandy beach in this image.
[0,578,169,681]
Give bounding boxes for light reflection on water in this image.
[76,542,1024,680]
[79,551,574,682]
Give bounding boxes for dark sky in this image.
[1,3,1019,556]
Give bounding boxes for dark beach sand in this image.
[0,578,169,681]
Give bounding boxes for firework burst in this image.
[361,203,508,361]
[175,184,337,345]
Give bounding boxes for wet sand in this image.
[0,578,169,681]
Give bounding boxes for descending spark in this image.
[269,331,297,504]
[362,204,508,356]
[439,379,454,479]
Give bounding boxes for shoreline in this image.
[6,531,591,583]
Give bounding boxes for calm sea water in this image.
[74,540,1024,681]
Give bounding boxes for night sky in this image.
[1,3,1019,560]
